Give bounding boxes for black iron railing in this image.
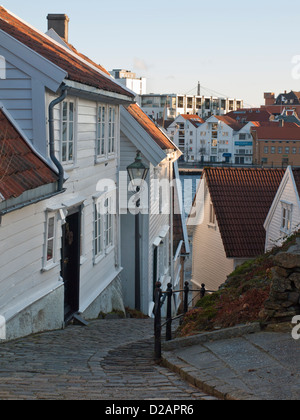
[153,281,215,361]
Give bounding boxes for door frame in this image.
[61,206,81,322]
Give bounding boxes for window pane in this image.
[48,217,55,239]
[69,102,74,122]
[69,122,74,141]
[62,142,67,162]
[68,142,73,161]
[63,102,68,120]
[47,239,54,261]
[62,122,67,141]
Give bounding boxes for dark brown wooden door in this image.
[61,209,81,321]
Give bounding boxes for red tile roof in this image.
[0,109,58,201]
[226,108,272,123]
[204,167,285,258]
[213,115,244,131]
[125,104,178,150]
[251,121,300,140]
[0,7,134,98]
[181,114,205,128]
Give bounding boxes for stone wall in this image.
[263,241,300,322]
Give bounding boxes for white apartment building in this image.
[167,114,204,163]
[195,116,255,164]
[141,93,243,122]
[110,69,147,97]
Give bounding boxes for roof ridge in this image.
[0,6,134,98]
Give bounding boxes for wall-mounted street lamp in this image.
[127,151,149,191]
[127,151,149,310]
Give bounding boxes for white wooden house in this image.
[264,167,300,251]
[0,7,135,340]
[191,168,285,292]
[167,114,204,163]
[119,104,187,316]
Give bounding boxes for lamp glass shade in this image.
[127,151,149,188]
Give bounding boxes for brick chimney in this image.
[264,92,275,106]
[47,14,69,42]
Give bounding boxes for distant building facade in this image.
[252,121,300,168]
[110,69,147,97]
[141,93,243,122]
[167,114,204,162]
[262,91,300,116]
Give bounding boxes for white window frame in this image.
[281,202,293,234]
[96,105,106,159]
[209,201,216,226]
[159,234,169,278]
[93,192,115,264]
[108,106,117,156]
[61,99,76,167]
[43,211,58,271]
[94,200,104,263]
[95,104,118,163]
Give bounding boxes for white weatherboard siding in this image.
[0,200,64,339]
[0,32,66,157]
[0,59,33,141]
[47,92,122,315]
[265,169,300,251]
[119,129,172,316]
[192,182,235,292]
[0,92,124,341]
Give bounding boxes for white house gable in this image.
[265,167,300,251]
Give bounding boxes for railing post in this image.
[154,282,162,361]
[184,281,190,314]
[200,283,206,299]
[166,283,173,342]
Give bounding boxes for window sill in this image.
[208,223,217,230]
[95,155,117,165]
[63,163,79,172]
[94,253,105,266]
[41,262,60,273]
[93,246,115,266]
[280,228,291,236]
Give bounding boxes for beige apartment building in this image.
[252,121,300,167]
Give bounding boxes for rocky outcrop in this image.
[262,241,300,322]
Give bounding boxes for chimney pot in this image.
[47,14,69,42]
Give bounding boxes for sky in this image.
[2,0,300,107]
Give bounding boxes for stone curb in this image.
[160,352,254,401]
[162,323,261,351]
[160,323,261,401]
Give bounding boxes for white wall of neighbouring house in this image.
[265,170,300,252]
[191,178,235,292]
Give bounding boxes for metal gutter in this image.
[49,84,68,191]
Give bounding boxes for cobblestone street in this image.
[0,319,215,400]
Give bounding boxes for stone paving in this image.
[162,328,300,401]
[0,319,216,400]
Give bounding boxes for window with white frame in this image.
[104,197,113,249]
[96,105,106,158]
[209,201,216,225]
[108,106,116,155]
[95,104,117,161]
[281,202,293,233]
[94,194,115,262]
[43,212,57,270]
[61,100,75,164]
[94,201,103,259]
[159,234,169,277]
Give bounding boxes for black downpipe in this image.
[49,85,68,191]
